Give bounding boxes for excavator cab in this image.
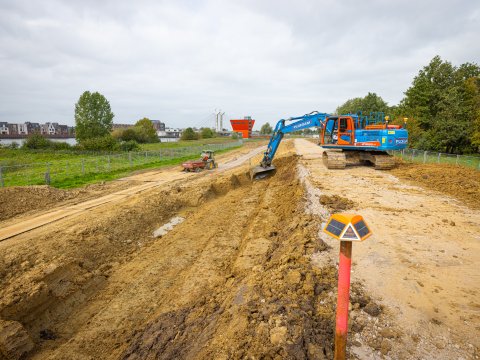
[321,117,355,146]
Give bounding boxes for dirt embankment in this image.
[0,145,381,360]
[390,162,480,209]
[0,182,133,222]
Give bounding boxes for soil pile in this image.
[319,194,355,213]
[0,186,77,221]
[0,182,133,222]
[390,162,480,209]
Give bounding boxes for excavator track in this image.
[322,151,346,169]
[372,154,396,170]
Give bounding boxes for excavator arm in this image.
[251,111,330,179]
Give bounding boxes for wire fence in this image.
[0,140,243,187]
[390,148,480,170]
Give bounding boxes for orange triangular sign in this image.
[340,224,359,240]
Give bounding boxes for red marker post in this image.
[323,214,372,360]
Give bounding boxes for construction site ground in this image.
[0,139,478,359]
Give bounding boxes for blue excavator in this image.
[251,111,408,180]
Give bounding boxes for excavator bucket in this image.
[250,165,276,180]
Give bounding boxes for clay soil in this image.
[1,140,479,360]
[390,161,480,209]
[0,182,134,221]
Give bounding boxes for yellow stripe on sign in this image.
[382,137,386,143]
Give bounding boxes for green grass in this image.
[0,144,242,188]
[140,137,241,150]
[0,137,240,166]
[392,149,480,169]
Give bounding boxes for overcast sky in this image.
[0,0,479,128]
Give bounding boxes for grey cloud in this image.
[0,0,479,128]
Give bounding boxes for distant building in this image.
[0,122,9,135]
[158,128,181,138]
[230,116,255,138]
[7,124,18,135]
[151,120,165,132]
[18,123,28,135]
[0,121,73,138]
[26,122,41,134]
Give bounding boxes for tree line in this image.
[336,56,480,154]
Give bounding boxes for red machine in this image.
[181,150,217,172]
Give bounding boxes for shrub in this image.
[119,140,140,151]
[231,132,239,140]
[22,133,71,150]
[113,126,158,144]
[181,127,198,140]
[77,135,119,151]
[201,128,214,139]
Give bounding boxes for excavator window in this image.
[340,118,348,132]
[323,118,338,144]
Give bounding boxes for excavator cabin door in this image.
[337,117,354,145]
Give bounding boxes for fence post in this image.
[456,154,459,165]
[437,153,440,164]
[0,165,4,187]
[82,159,85,175]
[107,156,111,171]
[96,159,99,172]
[145,151,147,158]
[45,163,51,185]
[129,152,133,167]
[411,149,415,161]
[423,151,427,164]
[401,149,405,158]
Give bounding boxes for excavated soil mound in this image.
[390,162,480,209]
[0,182,132,222]
[0,186,77,221]
[319,195,355,213]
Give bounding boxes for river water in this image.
[0,137,180,146]
[0,138,77,146]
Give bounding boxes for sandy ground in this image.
[0,139,479,360]
[295,139,480,359]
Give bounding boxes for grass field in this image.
[391,148,480,169]
[0,140,243,188]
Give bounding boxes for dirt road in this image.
[296,139,480,359]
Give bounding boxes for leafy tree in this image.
[201,127,214,139]
[135,118,159,143]
[336,92,390,115]
[260,122,273,134]
[75,91,114,142]
[181,127,199,140]
[401,56,480,153]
